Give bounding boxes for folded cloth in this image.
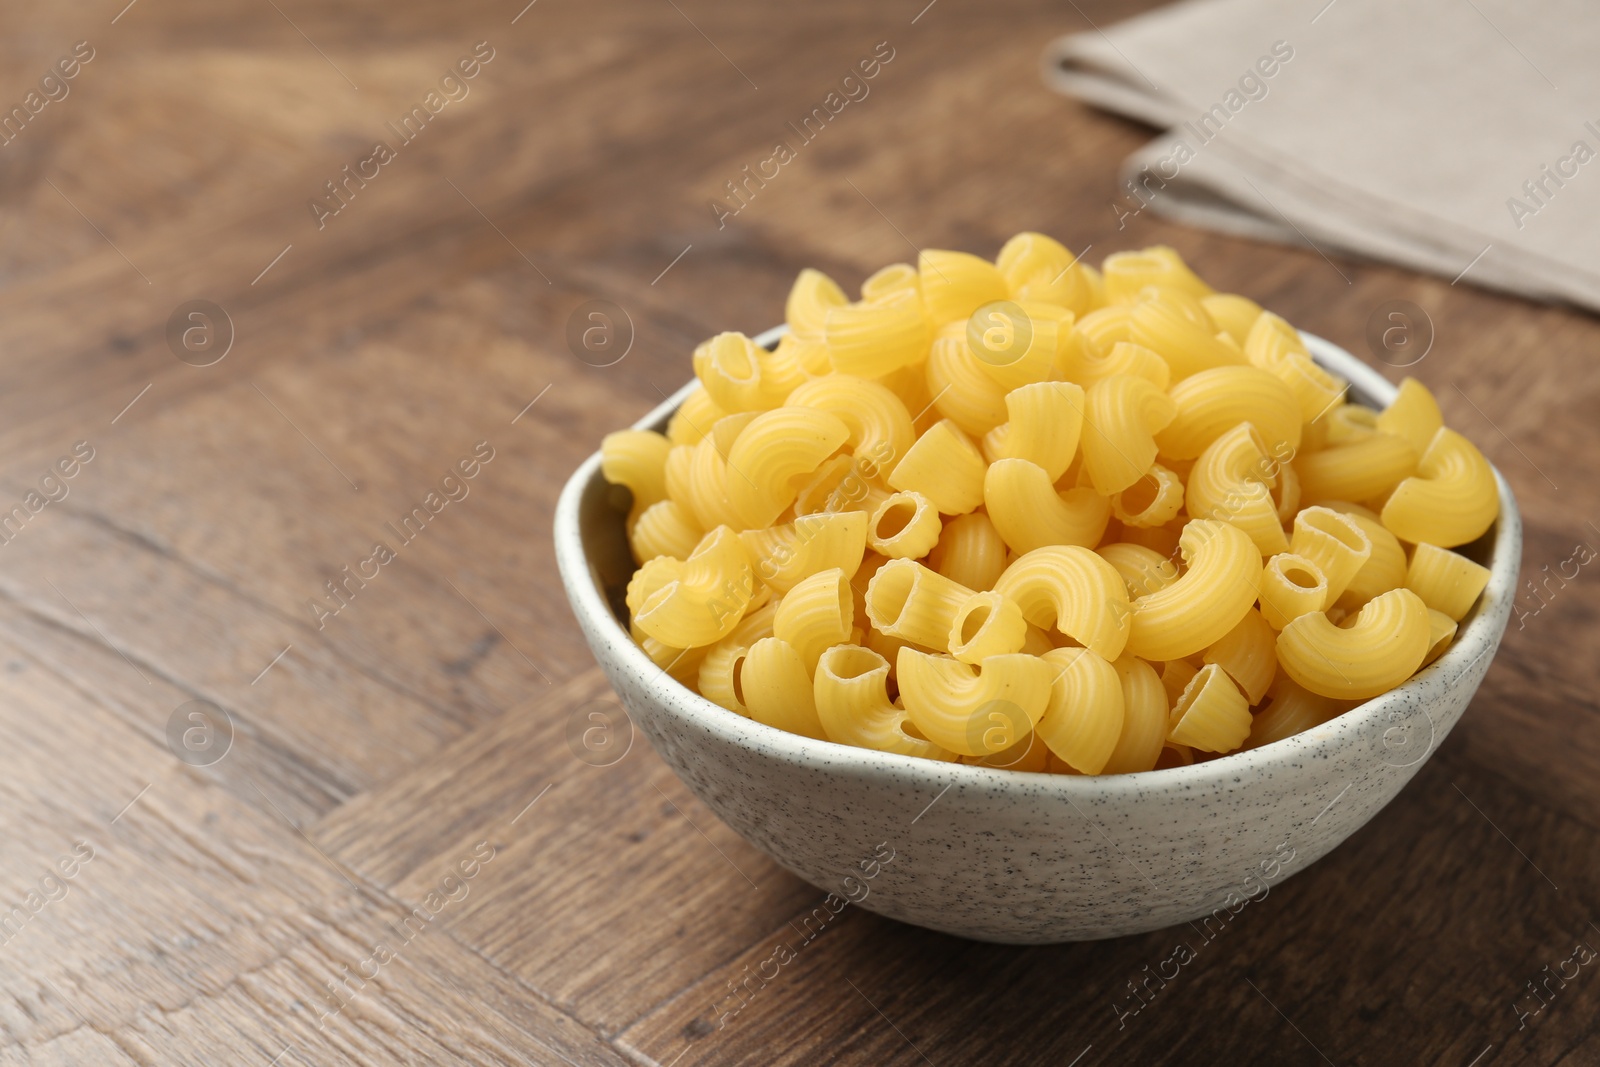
[1044,0,1600,312]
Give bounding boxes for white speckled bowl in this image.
[554,327,1521,943]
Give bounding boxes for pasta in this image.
[598,236,1502,774]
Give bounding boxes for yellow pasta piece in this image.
[1082,374,1178,494]
[1126,519,1262,661]
[666,386,725,446]
[1100,655,1169,774]
[1070,305,1134,359]
[1201,293,1263,346]
[1322,403,1378,446]
[1130,290,1246,381]
[601,430,673,519]
[774,568,853,673]
[682,427,746,531]
[792,455,890,518]
[965,301,1064,391]
[630,499,702,563]
[786,374,915,479]
[1202,607,1276,704]
[813,645,955,761]
[1423,609,1457,666]
[992,545,1131,660]
[1276,588,1430,699]
[1035,646,1124,774]
[962,730,1051,771]
[1157,657,1199,708]
[741,638,828,739]
[1246,673,1350,749]
[927,512,1008,592]
[698,600,779,712]
[1244,312,1348,424]
[626,554,684,619]
[866,559,976,651]
[948,590,1028,664]
[869,491,942,559]
[741,510,868,594]
[996,231,1100,315]
[1098,542,1180,600]
[1405,542,1492,622]
[925,324,1010,436]
[693,332,805,413]
[1110,464,1185,529]
[1381,427,1499,548]
[774,331,832,377]
[920,249,1009,326]
[860,262,919,303]
[786,268,849,339]
[1168,663,1251,753]
[1070,340,1172,390]
[1375,377,1443,456]
[1295,431,1417,505]
[887,420,986,515]
[640,634,709,688]
[724,407,850,528]
[982,382,1085,480]
[1102,246,1213,304]
[984,458,1111,554]
[1156,366,1301,461]
[897,649,1054,756]
[633,527,754,648]
[1315,503,1407,610]
[824,289,930,378]
[1185,423,1289,556]
[1289,506,1373,607]
[1257,553,1328,630]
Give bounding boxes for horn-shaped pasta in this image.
[1110,464,1185,529]
[634,526,755,647]
[1202,607,1276,703]
[740,510,868,594]
[1380,427,1499,547]
[1201,292,1263,345]
[982,381,1085,480]
[861,262,919,303]
[693,332,805,413]
[601,430,672,520]
[1313,502,1407,609]
[1082,374,1178,494]
[865,559,975,650]
[1246,673,1350,749]
[742,637,828,739]
[1130,290,1246,381]
[1186,423,1289,556]
[868,491,942,560]
[1405,542,1492,622]
[995,231,1099,315]
[1102,246,1213,304]
[984,458,1112,553]
[1126,519,1262,661]
[1070,340,1172,390]
[824,289,930,378]
[1098,542,1180,600]
[786,268,848,338]
[1276,588,1431,699]
[774,568,853,673]
[992,545,1131,660]
[925,324,1009,436]
[948,590,1028,664]
[1296,431,1418,505]
[787,374,915,478]
[1157,657,1199,707]
[627,555,683,618]
[920,249,1009,326]
[926,511,1008,592]
[1035,646,1124,774]
[1375,377,1443,455]
[698,600,779,712]
[1100,655,1169,774]
[1071,305,1134,358]
[1244,312,1348,423]
[773,331,832,377]
[896,649,1054,756]
[966,301,1065,392]
[683,430,744,531]
[887,420,986,515]
[1322,403,1378,446]
[1257,553,1328,630]
[1289,506,1372,607]
[725,407,850,528]
[629,499,702,563]
[1168,664,1252,753]
[666,386,725,446]
[1157,366,1301,460]
[813,645,955,761]
[1423,609,1457,666]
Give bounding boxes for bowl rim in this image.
[554,325,1521,798]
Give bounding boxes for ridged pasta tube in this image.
[1185,423,1289,556]
[1100,655,1169,774]
[920,249,1009,326]
[1110,464,1185,529]
[1374,377,1443,455]
[868,492,942,559]
[897,649,1054,756]
[601,430,672,518]
[1257,553,1327,630]
[633,526,754,648]
[1082,374,1178,495]
[698,601,780,713]
[1071,340,1172,390]
[981,381,1084,481]
[1168,664,1252,753]
[996,231,1100,316]
[1201,293,1263,345]
[740,510,868,594]
[993,545,1131,660]
[925,325,1009,436]
[888,420,986,515]
[1103,246,1213,304]
[948,591,1028,664]
[1246,673,1349,749]
[1315,502,1407,609]
[785,268,848,338]
[927,512,1008,592]
[774,567,853,672]
[1130,290,1247,381]
[865,559,976,650]
[1244,313,1347,423]
[1098,542,1180,600]
[629,499,702,563]
[786,374,915,479]
[1295,432,1418,505]
[824,289,930,378]
[861,262,919,303]
[1156,366,1301,460]
[693,331,805,412]
[985,458,1111,554]
[724,407,850,528]
[1276,588,1431,699]
[1381,428,1499,547]
[1035,646,1124,774]
[1289,506,1372,607]
[1202,607,1276,703]
[666,387,725,446]
[1423,609,1457,666]
[742,637,828,739]
[966,301,1064,391]
[1126,519,1263,661]
[813,645,954,761]
[1405,542,1492,622]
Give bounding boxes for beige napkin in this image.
[1044,0,1600,311]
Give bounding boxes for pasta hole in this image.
[959,604,993,645]
[823,646,883,681]
[1120,475,1160,515]
[876,499,918,540]
[1282,564,1321,590]
[900,718,930,742]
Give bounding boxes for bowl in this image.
[553,326,1521,943]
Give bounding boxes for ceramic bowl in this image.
[553,327,1521,943]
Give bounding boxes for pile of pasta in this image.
[600,237,1500,774]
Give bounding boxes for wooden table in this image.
[2,0,1596,1063]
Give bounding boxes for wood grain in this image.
[0,0,1597,1063]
